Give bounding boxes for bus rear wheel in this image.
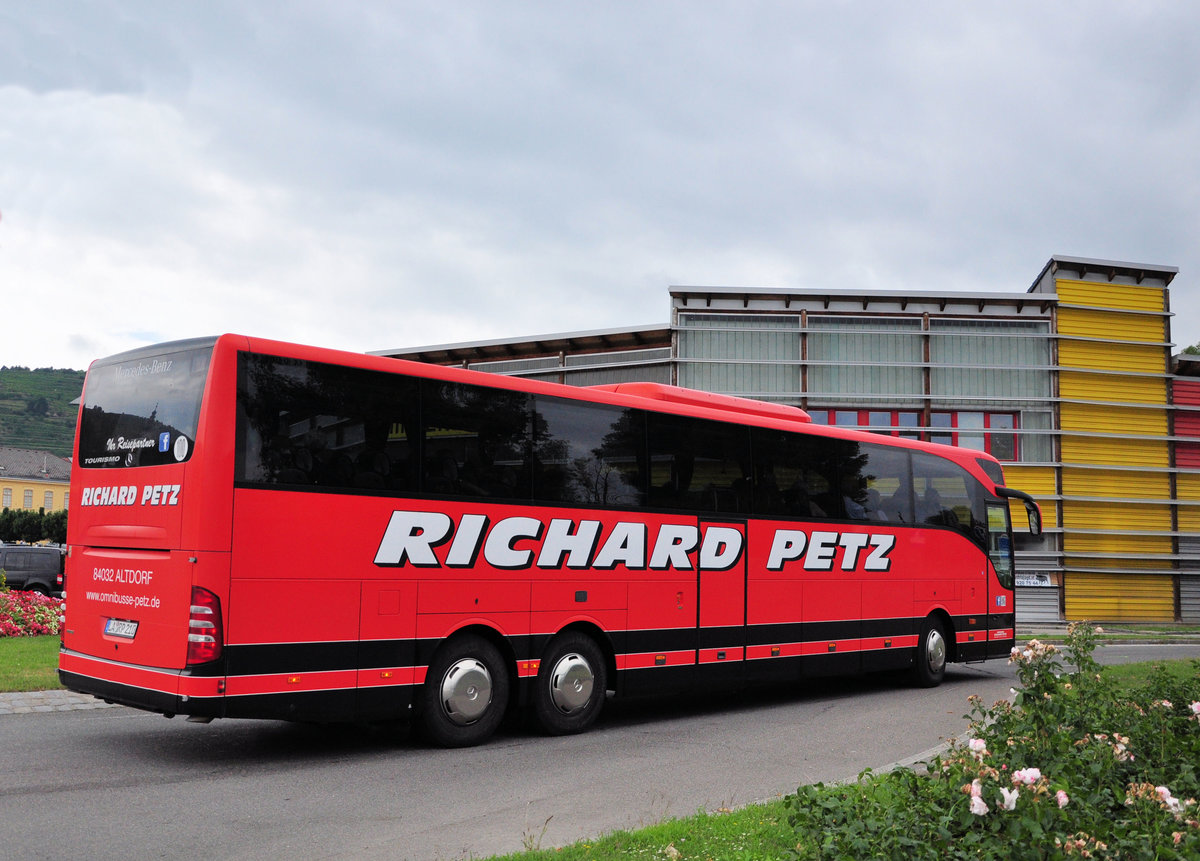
[911,617,948,688]
[419,634,510,747]
[531,632,607,736]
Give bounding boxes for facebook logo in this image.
[158,432,171,453]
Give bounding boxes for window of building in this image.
[812,409,1021,460]
[929,412,1018,459]
[44,491,54,510]
[2,488,10,508]
[24,490,34,509]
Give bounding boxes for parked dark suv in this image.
[0,544,66,596]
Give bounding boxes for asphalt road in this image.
[4,644,1198,861]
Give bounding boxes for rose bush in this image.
[0,585,64,637]
[786,622,1200,859]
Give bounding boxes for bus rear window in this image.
[78,345,212,468]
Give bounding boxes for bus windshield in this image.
[77,342,213,469]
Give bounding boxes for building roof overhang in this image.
[372,324,670,364]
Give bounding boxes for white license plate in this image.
[104,618,139,639]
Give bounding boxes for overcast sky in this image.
[2,1,1197,370]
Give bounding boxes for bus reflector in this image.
[187,587,223,665]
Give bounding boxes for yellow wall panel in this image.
[1063,532,1173,556]
[1009,499,1058,530]
[1060,403,1167,436]
[1062,467,1170,498]
[1002,465,1058,530]
[1055,279,1167,312]
[1177,473,1200,501]
[1057,308,1166,343]
[1002,465,1057,497]
[1064,571,1174,622]
[1060,435,1168,467]
[1058,340,1166,374]
[1059,372,1167,405]
[1177,505,1200,532]
[1062,501,1171,531]
[1066,557,1167,571]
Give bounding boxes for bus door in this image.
[697,519,748,686]
[985,501,1017,659]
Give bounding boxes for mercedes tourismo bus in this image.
[59,335,1041,746]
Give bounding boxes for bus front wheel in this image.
[419,634,510,747]
[531,632,607,736]
[912,617,948,688]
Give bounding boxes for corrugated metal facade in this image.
[1064,572,1175,621]
[1045,263,1176,622]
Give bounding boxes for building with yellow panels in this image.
[378,255,1196,624]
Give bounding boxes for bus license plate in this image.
[104,619,138,639]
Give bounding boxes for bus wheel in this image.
[419,634,510,747]
[532,632,607,736]
[912,617,948,688]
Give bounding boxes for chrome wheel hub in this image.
[548,652,595,714]
[439,658,493,726]
[925,628,947,674]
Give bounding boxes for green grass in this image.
[490,798,795,860]
[0,635,63,692]
[1101,656,1198,690]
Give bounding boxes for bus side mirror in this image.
[1025,501,1042,536]
[996,486,1042,537]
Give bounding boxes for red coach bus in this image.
[59,335,1041,746]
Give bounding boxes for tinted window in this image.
[647,414,750,513]
[421,380,531,501]
[841,443,913,523]
[750,428,839,519]
[79,344,212,468]
[912,451,986,547]
[238,354,421,492]
[532,397,644,507]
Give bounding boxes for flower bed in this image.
[786,622,1200,859]
[0,588,65,637]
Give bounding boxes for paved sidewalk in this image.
[0,689,119,715]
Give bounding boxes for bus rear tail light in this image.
[187,586,223,665]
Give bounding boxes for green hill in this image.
[0,366,86,459]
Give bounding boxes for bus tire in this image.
[531,632,607,736]
[419,634,510,747]
[911,616,948,688]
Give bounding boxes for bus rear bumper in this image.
[58,648,224,719]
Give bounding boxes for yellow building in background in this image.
[0,446,72,512]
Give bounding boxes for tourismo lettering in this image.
[374,511,745,573]
[80,484,182,507]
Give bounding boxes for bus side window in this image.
[420,381,532,502]
[646,414,750,513]
[532,397,645,507]
[911,451,987,548]
[237,354,423,494]
[750,428,838,520]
